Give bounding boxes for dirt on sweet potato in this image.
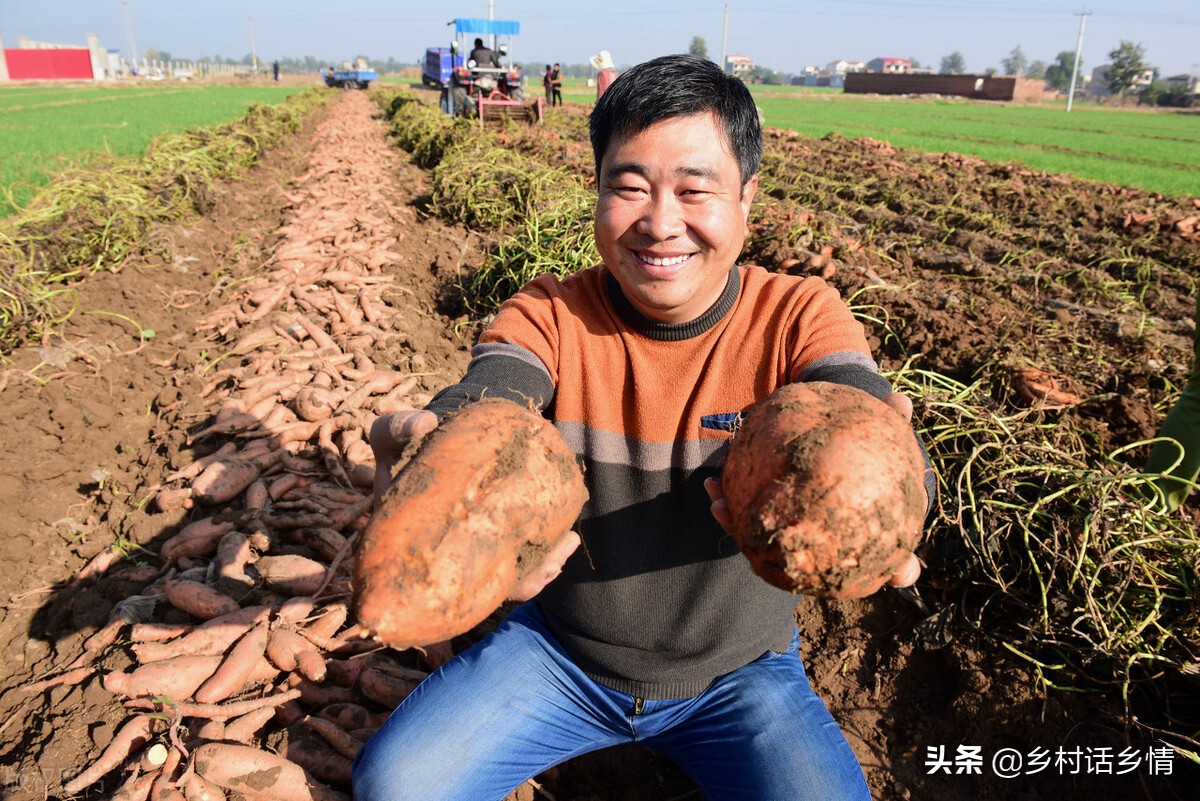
[352,398,587,648]
[723,381,927,598]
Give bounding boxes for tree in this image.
[1001,46,1027,77]
[1044,50,1079,92]
[747,66,782,85]
[144,47,171,63]
[909,57,923,70]
[1107,40,1150,95]
[688,36,709,61]
[939,52,966,75]
[1026,60,1047,80]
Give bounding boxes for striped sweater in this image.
[427,263,908,699]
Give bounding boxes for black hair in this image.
[589,54,761,187]
[474,38,484,49]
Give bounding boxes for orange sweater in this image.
[428,264,894,698]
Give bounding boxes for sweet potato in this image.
[267,627,319,673]
[133,606,272,662]
[192,460,261,506]
[353,398,587,647]
[193,743,347,801]
[103,655,222,699]
[63,714,154,794]
[194,623,271,704]
[722,382,927,598]
[160,518,238,564]
[282,734,354,787]
[164,578,241,620]
[255,554,327,597]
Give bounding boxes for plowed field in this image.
[0,87,1196,800]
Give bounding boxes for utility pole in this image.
[123,0,138,72]
[720,3,729,74]
[1066,10,1089,112]
[488,0,495,50]
[248,16,258,73]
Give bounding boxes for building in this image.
[867,57,911,74]
[725,54,754,78]
[1164,73,1200,94]
[826,60,866,76]
[844,72,1056,102]
[0,33,114,81]
[1087,63,1155,98]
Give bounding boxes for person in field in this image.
[591,50,619,100]
[353,54,935,801]
[469,37,501,69]
[550,62,564,106]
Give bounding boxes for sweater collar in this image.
[604,267,741,342]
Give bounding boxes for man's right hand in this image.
[369,410,438,504]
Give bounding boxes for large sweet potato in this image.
[723,381,926,598]
[353,398,587,648]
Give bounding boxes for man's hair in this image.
[589,54,761,187]
[474,38,484,49]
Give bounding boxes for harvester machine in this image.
[434,17,542,127]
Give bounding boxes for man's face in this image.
[594,112,757,324]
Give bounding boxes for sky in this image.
[2,1,1198,78]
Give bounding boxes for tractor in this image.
[432,18,542,126]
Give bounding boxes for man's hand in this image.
[509,530,581,601]
[704,389,925,597]
[369,410,438,504]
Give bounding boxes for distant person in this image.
[272,59,280,82]
[543,64,553,103]
[550,62,563,106]
[590,50,618,100]
[469,37,501,69]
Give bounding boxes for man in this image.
[550,62,564,106]
[469,37,501,69]
[353,54,932,800]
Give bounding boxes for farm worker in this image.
[1144,294,1200,512]
[590,49,619,100]
[353,54,934,801]
[550,62,564,105]
[272,59,280,81]
[470,37,501,69]
[543,63,553,102]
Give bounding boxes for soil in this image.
[0,86,1197,800]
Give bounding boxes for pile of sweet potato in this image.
[37,91,438,801]
[723,381,927,599]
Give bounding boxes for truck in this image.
[322,57,377,90]
[422,47,454,88]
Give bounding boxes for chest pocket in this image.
[700,412,744,434]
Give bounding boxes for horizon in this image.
[3,1,1197,80]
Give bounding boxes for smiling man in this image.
[354,54,933,801]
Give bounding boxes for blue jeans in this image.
[352,602,869,801]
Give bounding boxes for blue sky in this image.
[3,1,1197,77]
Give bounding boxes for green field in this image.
[748,87,1200,198]
[0,83,307,216]
[553,79,1200,198]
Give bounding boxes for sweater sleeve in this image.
[424,278,563,419]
